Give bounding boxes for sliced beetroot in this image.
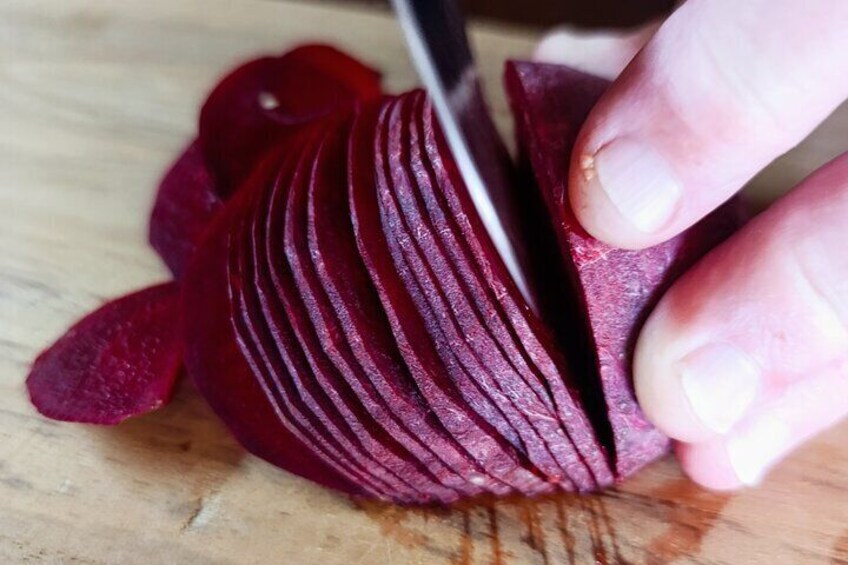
[245,124,430,503]
[307,103,506,500]
[410,94,611,490]
[26,283,182,425]
[233,150,395,499]
[30,45,751,505]
[232,132,399,499]
[199,44,381,195]
[419,99,613,489]
[305,119,495,501]
[505,60,746,478]
[378,102,524,458]
[181,175,366,496]
[349,103,550,496]
[283,117,463,503]
[149,141,222,278]
[387,93,587,490]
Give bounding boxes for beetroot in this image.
[390,92,595,490]
[282,117,462,504]
[301,116,485,500]
[506,60,746,477]
[149,141,221,278]
[27,283,182,425]
[181,171,365,495]
[349,103,543,496]
[418,98,614,489]
[307,103,492,500]
[199,44,381,195]
[27,45,748,505]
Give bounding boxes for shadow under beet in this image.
[90,375,244,481]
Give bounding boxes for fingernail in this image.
[590,138,682,233]
[726,414,792,486]
[679,344,761,435]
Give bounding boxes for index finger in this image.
[569,0,848,249]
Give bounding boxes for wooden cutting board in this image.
[2,1,847,563]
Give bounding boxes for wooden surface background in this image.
[2,1,848,563]
[320,0,675,28]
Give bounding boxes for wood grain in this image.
[1,1,847,563]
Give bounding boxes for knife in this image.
[390,0,541,315]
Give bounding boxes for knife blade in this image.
[390,0,540,315]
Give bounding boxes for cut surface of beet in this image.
[199,44,381,195]
[235,132,399,498]
[305,116,493,501]
[307,104,491,499]
[390,93,589,490]
[283,117,461,503]
[422,104,613,488]
[416,96,611,489]
[506,60,746,478]
[149,141,222,278]
[182,152,366,496]
[378,99,525,462]
[27,283,182,425]
[245,124,431,502]
[349,103,547,496]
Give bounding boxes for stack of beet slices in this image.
[26,45,746,504]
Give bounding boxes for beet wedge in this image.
[414,95,612,489]
[199,44,381,195]
[27,283,182,425]
[149,141,222,278]
[506,60,747,478]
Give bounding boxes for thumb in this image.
[634,152,848,488]
[569,0,848,249]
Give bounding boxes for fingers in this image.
[678,362,848,489]
[634,152,848,487]
[569,0,848,249]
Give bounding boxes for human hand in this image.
[536,0,848,489]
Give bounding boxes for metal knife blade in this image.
[390,0,540,315]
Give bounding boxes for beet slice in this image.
[307,103,507,500]
[410,94,606,489]
[377,100,522,458]
[199,44,381,195]
[181,173,366,496]
[283,117,464,503]
[348,103,550,496]
[234,188,393,500]
[274,125,424,502]
[243,124,429,503]
[505,60,746,477]
[26,283,182,425]
[304,118,491,500]
[231,134,398,499]
[411,93,612,490]
[148,141,222,278]
[420,102,613,490]
[386,92,590,490]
